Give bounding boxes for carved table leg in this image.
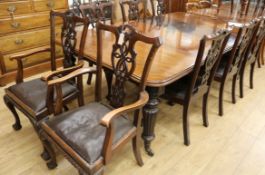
[142,86,159,156]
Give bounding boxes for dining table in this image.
[71,3,262,156]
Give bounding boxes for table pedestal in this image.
[142,86,159,156]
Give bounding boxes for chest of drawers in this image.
[0,0,69,86]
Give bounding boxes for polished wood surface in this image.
[77,13,227,87]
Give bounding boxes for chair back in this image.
[150,0,166,16]
[225,20,259,77]
[246,17,265,64]
[80,1,113,24]
[187,29,231,100]
[96,22,161,107]
[50,10,89,70]
[120,0,147,22]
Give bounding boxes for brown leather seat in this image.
[43,102,133,164]
[165,76,199,101]
[7,79,77,116]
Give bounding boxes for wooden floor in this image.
[1,65,265,175]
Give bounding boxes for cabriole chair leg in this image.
[3,95,22,131]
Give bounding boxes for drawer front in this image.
[2,46,63,73]
[0,27,61,54]
[0,1,32,17]
[0,13,63,35]
[33,0,68,12]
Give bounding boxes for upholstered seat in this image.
[43,102,133,164]
[165,76,199,101]
[6,78,77,116]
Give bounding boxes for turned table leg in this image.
[142,86,159,156]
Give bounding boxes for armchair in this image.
[3,10,89,164]
[40,22,161,174]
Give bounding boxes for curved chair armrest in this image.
[100,91,149,128]
[10,46,51,61]
[46,67,97,115]
[10,46,51,84]
[47,67,97,86]
[41,62,85,81]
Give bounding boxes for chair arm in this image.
[10,46,51,61]
[46,67,97,115]
[41,62,85,81]
[47,67,97,86]
[9,46,51,84]
[100,91,149,128]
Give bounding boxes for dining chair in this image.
[150,0,166,16]
[120,0,147,22]
[240,17,265,98]
[79,1,113,26]
[164,29,231,146]
[214,20,258,116]
[3,10,89,163]
[39,22,161,174]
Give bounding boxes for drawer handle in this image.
[14,39,24,45]
[46,1,55,9]
[7,5,17,13]
[11,22,21,29]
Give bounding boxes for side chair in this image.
[164,29,231,146]
[120,0,147,22]
[214,20,258,116]
[39,22,161,174]
[3,10,89,164]
[240,17,265,98]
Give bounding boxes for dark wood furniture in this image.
[214,20,258,116]
[240,17,265,98]
[0,0,69,86]
[71,12,228,155]
[164,29,231,146]
[3,10,89,166]
[164,0,188,12]
[79,1,113,26]
[40,22,161,174]
[119,0,147,22]
[150,0,166,16]
[59,4,262,155]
